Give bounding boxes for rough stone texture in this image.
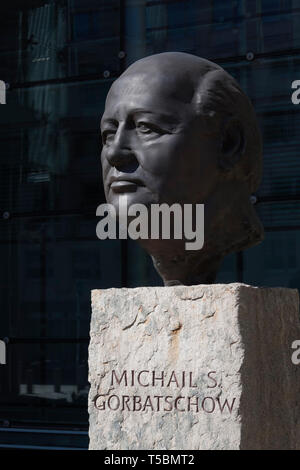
[88,283,300,450]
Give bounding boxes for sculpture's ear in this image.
[219,117,245,171]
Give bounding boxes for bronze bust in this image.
[100,52,264,286]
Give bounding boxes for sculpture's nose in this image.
[105,124,137,171]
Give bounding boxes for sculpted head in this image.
[100,52,264,285]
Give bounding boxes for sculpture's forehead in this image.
[104,72,195,117]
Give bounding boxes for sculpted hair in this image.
[193,66,263,194]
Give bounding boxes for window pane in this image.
[0,1,121,85]
[243,230,300,289]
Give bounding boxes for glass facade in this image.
[0,0,299,448]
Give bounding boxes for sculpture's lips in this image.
[110,178,144,193]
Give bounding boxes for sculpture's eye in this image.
[136,121,162,135]
[102,129,116,145]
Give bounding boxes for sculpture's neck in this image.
[138,181,264,286]
[151,250,222,286]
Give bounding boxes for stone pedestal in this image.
[88,283,300,450]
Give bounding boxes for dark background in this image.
[0,0,299,449]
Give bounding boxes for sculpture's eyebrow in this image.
[101,118,118,127]
[129,108,181,124]
[101,108,182,130]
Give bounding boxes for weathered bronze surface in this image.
[100,52,264,286]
